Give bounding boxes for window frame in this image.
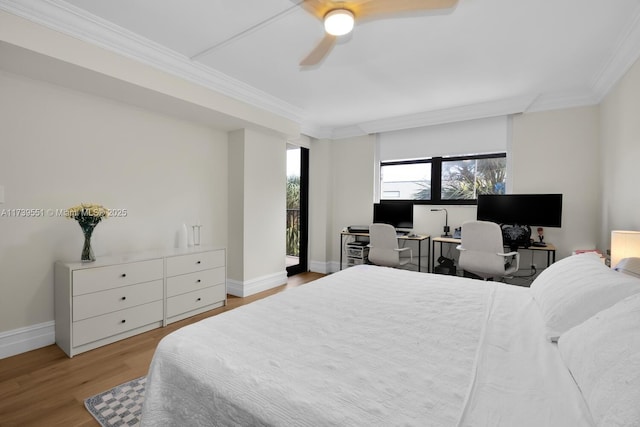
[380,152,507,206]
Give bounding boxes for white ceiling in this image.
[3,0,640,138]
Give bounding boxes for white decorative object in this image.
[178,224,189,249]
[192,225,202,246]
[188,228,194,247]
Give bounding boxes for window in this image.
[380,153,506,204]
[380,161,431,200]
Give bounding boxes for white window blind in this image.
[378,116,509,161]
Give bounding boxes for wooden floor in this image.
[0,272,325,426]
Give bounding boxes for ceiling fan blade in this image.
[300,34,337,66]
[299,0,334,19]
[358,0,458,18]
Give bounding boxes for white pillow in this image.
[558,293,640,427]
[614,257,640,279]
[530,253,640,341]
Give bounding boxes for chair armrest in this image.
[394,247,413,263]
[395,247,411,253]
[498,251,520,271]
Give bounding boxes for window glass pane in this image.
[381,163,431,200]
[441,157,506,200]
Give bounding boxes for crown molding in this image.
[0,0,306,124]
[353,95,536,137]
[300,123,331,140]
[300,96,534,140]
[526,90,600,113]
[590,2,640,102]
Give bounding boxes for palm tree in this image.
[413,182,431,200]
[286,175,300,256]
[441,158,506,199]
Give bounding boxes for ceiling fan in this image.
[299,0,459,66]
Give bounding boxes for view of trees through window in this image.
[441,157,506,200]
[287,149,301,258]
[381,153,506,204]
[286,174,300,257]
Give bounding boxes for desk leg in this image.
[547,250,556,267]
[431,240,435,273]
[418,240,422,272]
[427,237,431,273]
[339,234,343,271]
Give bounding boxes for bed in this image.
[140,253,640,426]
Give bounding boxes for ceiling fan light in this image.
[324,9,354,36]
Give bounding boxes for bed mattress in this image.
[140,265,593,426]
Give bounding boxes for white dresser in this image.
[165,249,226,324]
[54,247,226,357]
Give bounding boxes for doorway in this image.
[286,145,309,276]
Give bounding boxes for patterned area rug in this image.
[84,376,146,427]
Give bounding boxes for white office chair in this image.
[368,223,413,268]
[456,220,520,281]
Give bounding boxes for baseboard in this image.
[226,270,288,297]
[309,260,330,274]
[327,261,341,274]
[0,321,55,359]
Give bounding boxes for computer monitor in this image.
[476,194,563,227]
[373,202,414,230]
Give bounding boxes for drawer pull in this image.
[196,297,202,302]
[121,296,127,301]
[196,260,201,264]
[121,273,127,278]
[196,279,201,283]
[121,319,126,324]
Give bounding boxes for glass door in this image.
[286,146,309,276]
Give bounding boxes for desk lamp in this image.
[431,208,451,237]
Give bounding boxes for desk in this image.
[431,236,557,273]
[340,232,431,272]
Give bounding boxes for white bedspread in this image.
[140,265,593,426]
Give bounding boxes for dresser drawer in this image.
[166,250,225,277]
[166,267,225,298]
[72,259,163,296]
[166,284,226,318]
[72,279,163,321]
[73,300,163,347]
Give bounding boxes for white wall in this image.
[308,139,333,273]
[227,130,245,281]
[600,57,640,248]
[243,129,286,282]
[226,129,287,296]
[0,70,228,334]
[320,135,377,270]
[511,106,601,259]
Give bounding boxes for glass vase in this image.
[81,225,96,262]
